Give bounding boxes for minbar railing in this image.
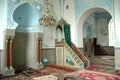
[71,42,90,67]
[63,41,84,68]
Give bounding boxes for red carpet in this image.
[86,64,116,75]
[66,70,120,80]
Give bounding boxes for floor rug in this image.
[48,64,78,72]
[1,74,32,80]
[65,70,120,80]
[86,64,116,75]
[37,67,68,77]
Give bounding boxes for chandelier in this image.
[39,0,56,27]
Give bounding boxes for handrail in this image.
[71,42,90,67]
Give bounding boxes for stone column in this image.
[3,29,15,76]
[36,39,43,69]
[4,37,15,76]
[5,39,9,70]
[39,40,42,63]
[9,39,13,69]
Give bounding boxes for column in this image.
[4,37,15,76]
[36,39,43,69]
[5,39,9,69]
[37,40,40,64]
[9,39,13,69]
[39,40,42,63]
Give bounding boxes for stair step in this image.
[88,56,115,66]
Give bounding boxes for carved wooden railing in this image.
[71,42,90,67]
[63,41,84,68]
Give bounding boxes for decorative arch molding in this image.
[75,0,113,24]
[13,2,42,33]
[76,7,112,47]
[7,0,44,32]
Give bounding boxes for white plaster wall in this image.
[96,18,109,46]
[0,34,6,74]
[0,0,7,49]
[64,0,76,44]
[0,31,4,49]
[0,50,1,73]
[83,15,96,38]
[114,0,120,46]
[0,0,7,74]
[52,0,61,20]
[0,50,5,74]
[114,0,120,70]
[43,27,55,48]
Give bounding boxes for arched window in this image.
[56,26,63,42]
[109,19,115,46]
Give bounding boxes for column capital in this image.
[10,36,14,40]
[6,39,8,42]
[10,39,13,43]
[6,35,10,40]
[37,39,42,41]
[40,40,42,43]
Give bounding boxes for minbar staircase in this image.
[56,41,90,69]
[63,41,84,68]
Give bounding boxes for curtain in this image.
[64,24,71,46]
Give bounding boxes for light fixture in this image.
[39,0,56,27]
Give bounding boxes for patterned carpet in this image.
[87,55,120,76]
[65,70,120,80]
[0,65,77,80]
[1,65,120,80]
[1,74,32,80]
[86,64,117,75]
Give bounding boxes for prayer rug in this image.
[1,74,32,80]
[48,64,78,72]
[32,75,58,80]
[86,64,116,74]
[65,70,120,80]
[37,67,68,77]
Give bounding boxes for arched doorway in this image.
[77,7,114,56]
[77,7,115,71]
